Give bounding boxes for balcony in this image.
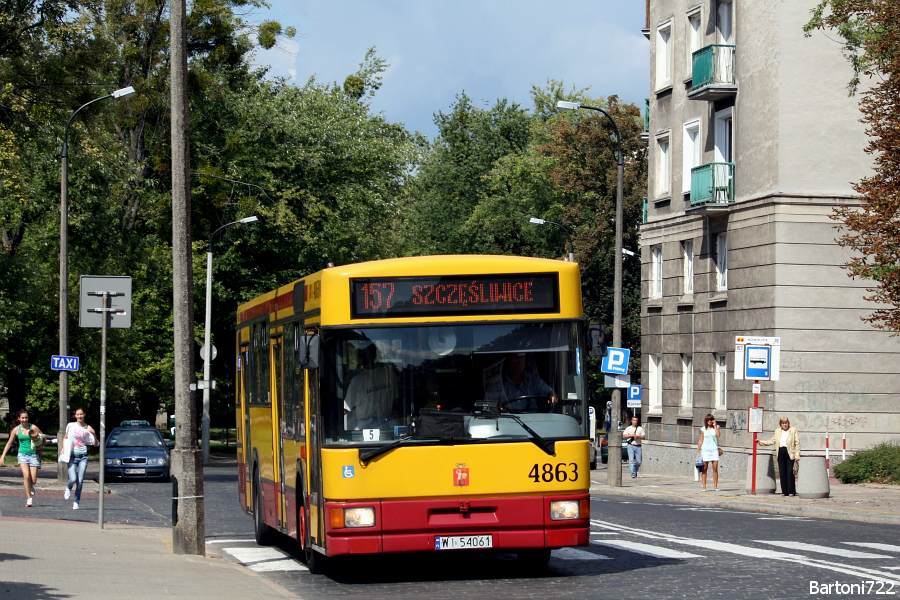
[688,44,736,100]
[690,162,734,207]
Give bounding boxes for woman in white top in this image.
[696,414,721,491]
[61,407,98,509]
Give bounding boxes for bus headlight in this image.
[550,500,581,520]
[331,507,376,528]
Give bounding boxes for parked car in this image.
[599,430,629,464]
[104,421,173,482]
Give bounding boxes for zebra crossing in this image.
[208,524,900,582]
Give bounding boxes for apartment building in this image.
[639,0,900,476]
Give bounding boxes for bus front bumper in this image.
[323,493,590,556]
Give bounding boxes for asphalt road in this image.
[4,458,898,600]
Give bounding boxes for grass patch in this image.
[833,442,900,484]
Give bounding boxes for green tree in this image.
[806,1,900,332]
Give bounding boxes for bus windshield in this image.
[320,321,587,446]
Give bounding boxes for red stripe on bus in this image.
[238,291,295,323]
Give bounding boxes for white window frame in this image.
[656,133,670,196]
[656,21,673,90]
[682,119,701,195]
[687,8,702,75]
[717,0,733,45]
[716,232,728,291]
[651,244,663,298]
[681,354,693,408]
[682,239,694,294]
[649,354,662,412]
[715,353,727,410]
[714,107,733,163]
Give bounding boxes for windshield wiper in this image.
[358,436,449,465]
[475,414,556,456]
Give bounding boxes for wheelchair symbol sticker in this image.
[342,465,355,478]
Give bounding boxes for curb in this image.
[589,484,900,526]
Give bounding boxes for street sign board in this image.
[51,355,80,372]
[734,335,781,381]
[604,374,631,388]
[601,347,630,375]
[79,276,132,328]
[626,385,642,408]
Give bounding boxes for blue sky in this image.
[251,1,649,140]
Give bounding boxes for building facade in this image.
[640,0,900,477]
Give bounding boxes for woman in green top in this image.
[0,409,45,507]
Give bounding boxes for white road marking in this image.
[223,547,308,572]
[844,542,900,554]
[206,538,254,545]
[592,519,900,585]
[755,541,891,560]
[554,547,612,561]
[589,531,619,536]
[592,540,703,560]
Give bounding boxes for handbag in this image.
[58,436,72,463]
[718,448,724,456]
[695,455,704,468]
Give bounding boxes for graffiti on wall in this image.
[794,379,874,412]
[728,411,747,435]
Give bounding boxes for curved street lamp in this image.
[201,215,259,463]
[529,217,575,263]
[58,86,136,481]
[556,99,625,488]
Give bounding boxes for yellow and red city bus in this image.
[235,255,599,572]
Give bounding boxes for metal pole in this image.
[202,250,213,464]
[751,380,759,495]
[98,293,109,528]
[59,149,69,483]
[609,156,624,488]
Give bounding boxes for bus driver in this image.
[485,353,558,412]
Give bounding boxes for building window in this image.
[656,133,670,196]
[715,354,727,410]
[651,244,663,298]
[681,354,693,407]
[714,107,733,163]
[687,9,702,74]
[682,119,701,194]
[656,21,672,90]
[649,354,662,411]
[682,239,694,294]
[717,0,733,44]
[716,233,728,291]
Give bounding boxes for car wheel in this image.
[590,460,597,470]
[253,469,276,546]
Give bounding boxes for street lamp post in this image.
[556,100,625,488]
[201,216,258,463]
[58,86,135,481]
[528,217,575,263]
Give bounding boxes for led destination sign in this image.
[350,273,560,319]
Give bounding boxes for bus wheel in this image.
[517,549,551,567]
[253,470,275,546]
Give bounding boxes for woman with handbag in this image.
[0,409,45,506]
[758,416,800,496]
[696,414,721,491]
[61,407,98,510]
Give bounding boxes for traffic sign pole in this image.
[751,379,759,495]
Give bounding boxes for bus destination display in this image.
[350,273,560,319]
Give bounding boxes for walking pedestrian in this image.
[758,416,800,496]
[622,416,645,478]
[0,409,44,506]
[61,407,98,510]
[696,414,721,491]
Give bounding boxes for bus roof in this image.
[237,255,583,326]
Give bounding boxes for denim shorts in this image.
[17,453,41,468]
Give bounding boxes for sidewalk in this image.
[590,463,900,525]
[0,517,297,600]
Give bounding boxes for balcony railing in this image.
[688,44,736,100]
[690,162,734,206]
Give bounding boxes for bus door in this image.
[271,333,287,528]
[237,343,250,508]
[306,330,325,548]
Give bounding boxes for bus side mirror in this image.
[298,334,320,369]
[588,323,607,358]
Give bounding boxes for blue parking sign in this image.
[601,347,630,375]
[628,385,641,402]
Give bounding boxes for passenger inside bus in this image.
[344,343,399,430]
[483,353,559,413]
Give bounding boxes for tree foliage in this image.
[806,1,900,332]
